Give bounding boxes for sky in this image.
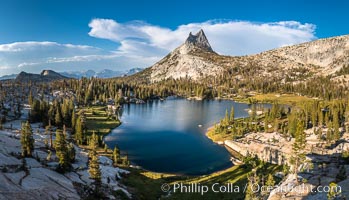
[0,0,348,76]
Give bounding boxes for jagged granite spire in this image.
[184,29,214,52]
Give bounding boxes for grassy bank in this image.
[206,126,232,142]
[206,117,251,143]
[235,93,315,106]
[83,106,121,135]
[77,106,121,155]
[121,164,283,200]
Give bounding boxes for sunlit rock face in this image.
[148,29,349,83]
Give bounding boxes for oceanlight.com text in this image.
[160,182,342,195]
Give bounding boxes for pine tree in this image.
[318,109,324,127]
[327,121,334,143]
[230,106,235,123]
[71,109,76,133]
[264,117,269,133]
[265,174,275,187]
[333,108,340,142]
[250,104,257,121]
[67,143,76,163]
[288,112,297,137]
[55,106,63,127]
[89,146,101,184]
[48,106,55,125]
[223,109,229,126]
[75,116,84,144]
[54,130,71,172]
[29,99,41,122]
[48,120,53,148]
[123,153,130,166]
[20,121,34,157]
[273,119,279,132]
[62,100,71,127]
[113,146,120,166]
[245,174,259,200]
[90,131,99,149]
[270,102,281,120]
[291,119,306,176]
[311,101,318,127]
[28,90,33,105]
[327,182,341,200]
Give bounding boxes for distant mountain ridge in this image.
[58,68,144,79]
[0,74,17,81]
[15,70,68,83]
[0,68,144,80]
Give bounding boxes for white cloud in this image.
[0,19,316,76]
[0,41,102,69]
[89,19,316,56]
[0,41,125,74]
[17,62,41,68]
[0,41,99,52]
[0,65,10,70]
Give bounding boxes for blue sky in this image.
[0,0,348,76]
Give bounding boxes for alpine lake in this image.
[104,98,271,175]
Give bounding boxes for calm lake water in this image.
[104,98,270,175]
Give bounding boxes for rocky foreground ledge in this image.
[224,131,349,199]
[0,129,130,200]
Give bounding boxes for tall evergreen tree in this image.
[245,175,259,200]
[123,153,130,166]
[55,106,63,127]
[28,90,33,105]
[20,121,34,157]
[333,108,340,142]
[89,135,101,184]
[265,174,275,187]
[250,104,257,121]
[223,109,229,126]
[90,131,99,149]
[291,119,306,176]
[75,116,84,144]
[54,130,71,172]
[67,143,76,163]
[113,146,120,166]
[71,109,76,133]
[230,106,235,123]
[288,112,297,137]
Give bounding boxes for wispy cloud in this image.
[0,65,11,70]
[0,41,99,52]
[89,19,316,56]
[0,41,109,75]
[0,19,316,76]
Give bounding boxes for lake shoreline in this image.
[107,98,259,176]
[185,92,316,107]
[121,125,236,176]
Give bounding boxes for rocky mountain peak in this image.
[184,29,214,52]
[40,70,56,76]
[141,32,349,83]
[149,29,221,82]
[15,70,67,83]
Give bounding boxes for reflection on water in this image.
[104,98,270,175]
